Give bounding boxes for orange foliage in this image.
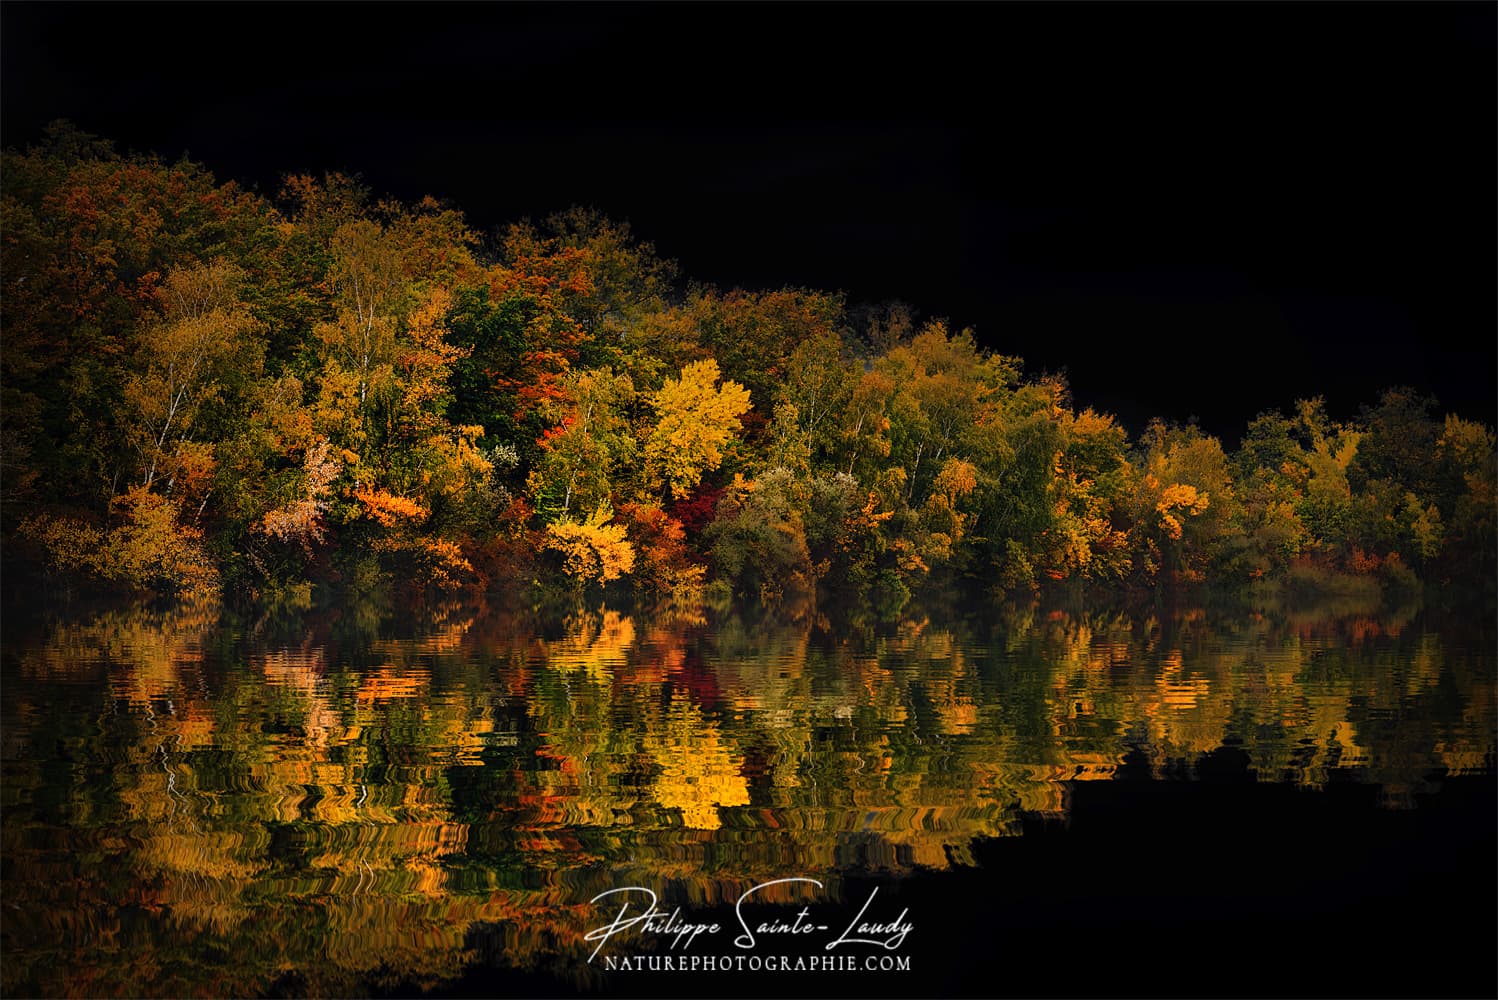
[413,539,476,592]
[354,487,429,527]
[616,502,706,605]
[1347,546,1383,575]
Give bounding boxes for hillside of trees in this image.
[3,125,1493,611]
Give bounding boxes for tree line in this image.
[4,124,1493,609]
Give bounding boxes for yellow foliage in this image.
[395,289,486,493]
[314,363,371,454]
[543,506,637,584]
[923,457,979,556]
[1156,482,1209,540]
[103,487,220,601]
[645,692,751,830]
[932,457,979,500]
[124,261,262,490]
[1071,407,1122,440]
[645,358,752,499]
[20,514,106,577]
[24,488,221,602]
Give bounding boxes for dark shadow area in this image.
[424,769,1497,999]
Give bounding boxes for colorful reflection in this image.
[1,598,1491,995]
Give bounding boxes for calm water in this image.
[2,596,1493,997]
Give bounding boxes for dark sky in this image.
[3,2,1493,440]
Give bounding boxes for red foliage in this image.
[669,483,725,538]
[536,414,577,447]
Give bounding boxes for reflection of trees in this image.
[2,598,1491,995]
[645,691,750,830]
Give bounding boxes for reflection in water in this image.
[1,598,1491,995]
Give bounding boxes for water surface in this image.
[2,597,1492,996]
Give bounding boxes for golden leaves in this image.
[24,487,221,602]
[19,513,106,577]
[543,505,637,584]
[645,358,752,499]
[932,457,978,500]
[1155,483,1210,541]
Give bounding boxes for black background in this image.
[3,2,1493,439]
[410,767,1498,999]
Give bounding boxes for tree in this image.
[1292,398,1361,556]
[1349,388,1441,497]
[645,359,752,500]
[1233,407,1312,574]
[615,501,706,610]
[1433,415,1496,580]
[500,206,678,357]
[707,469,814,602]
[690,287,846,416]
[317,220,405,408]
[965,380,1063,587]
[376,286,490,502]
[1128,421,1244,582]
[528,368,636,519]
[124,261,263,492]
[256,437,341,555]
[777,329,856,465]
[543,505,637,585]
[837,368,895,480]
[876,321,1018,504]
[1036,405,1133,581]
[2,124,277,517]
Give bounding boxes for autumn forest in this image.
[5,125,1495,615]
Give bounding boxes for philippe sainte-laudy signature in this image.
[584,877,913,962]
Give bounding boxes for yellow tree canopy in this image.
[645,358,752,500]
[543,506,637,584]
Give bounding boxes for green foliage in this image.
[1,124,279,518]
[527,368,636,519]
[707,470,814,602]
[690,287,846,415]
[5,125,1493,607]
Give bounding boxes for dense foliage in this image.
[5,126,1494,608]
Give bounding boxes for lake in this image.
[2,594,1493,997]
